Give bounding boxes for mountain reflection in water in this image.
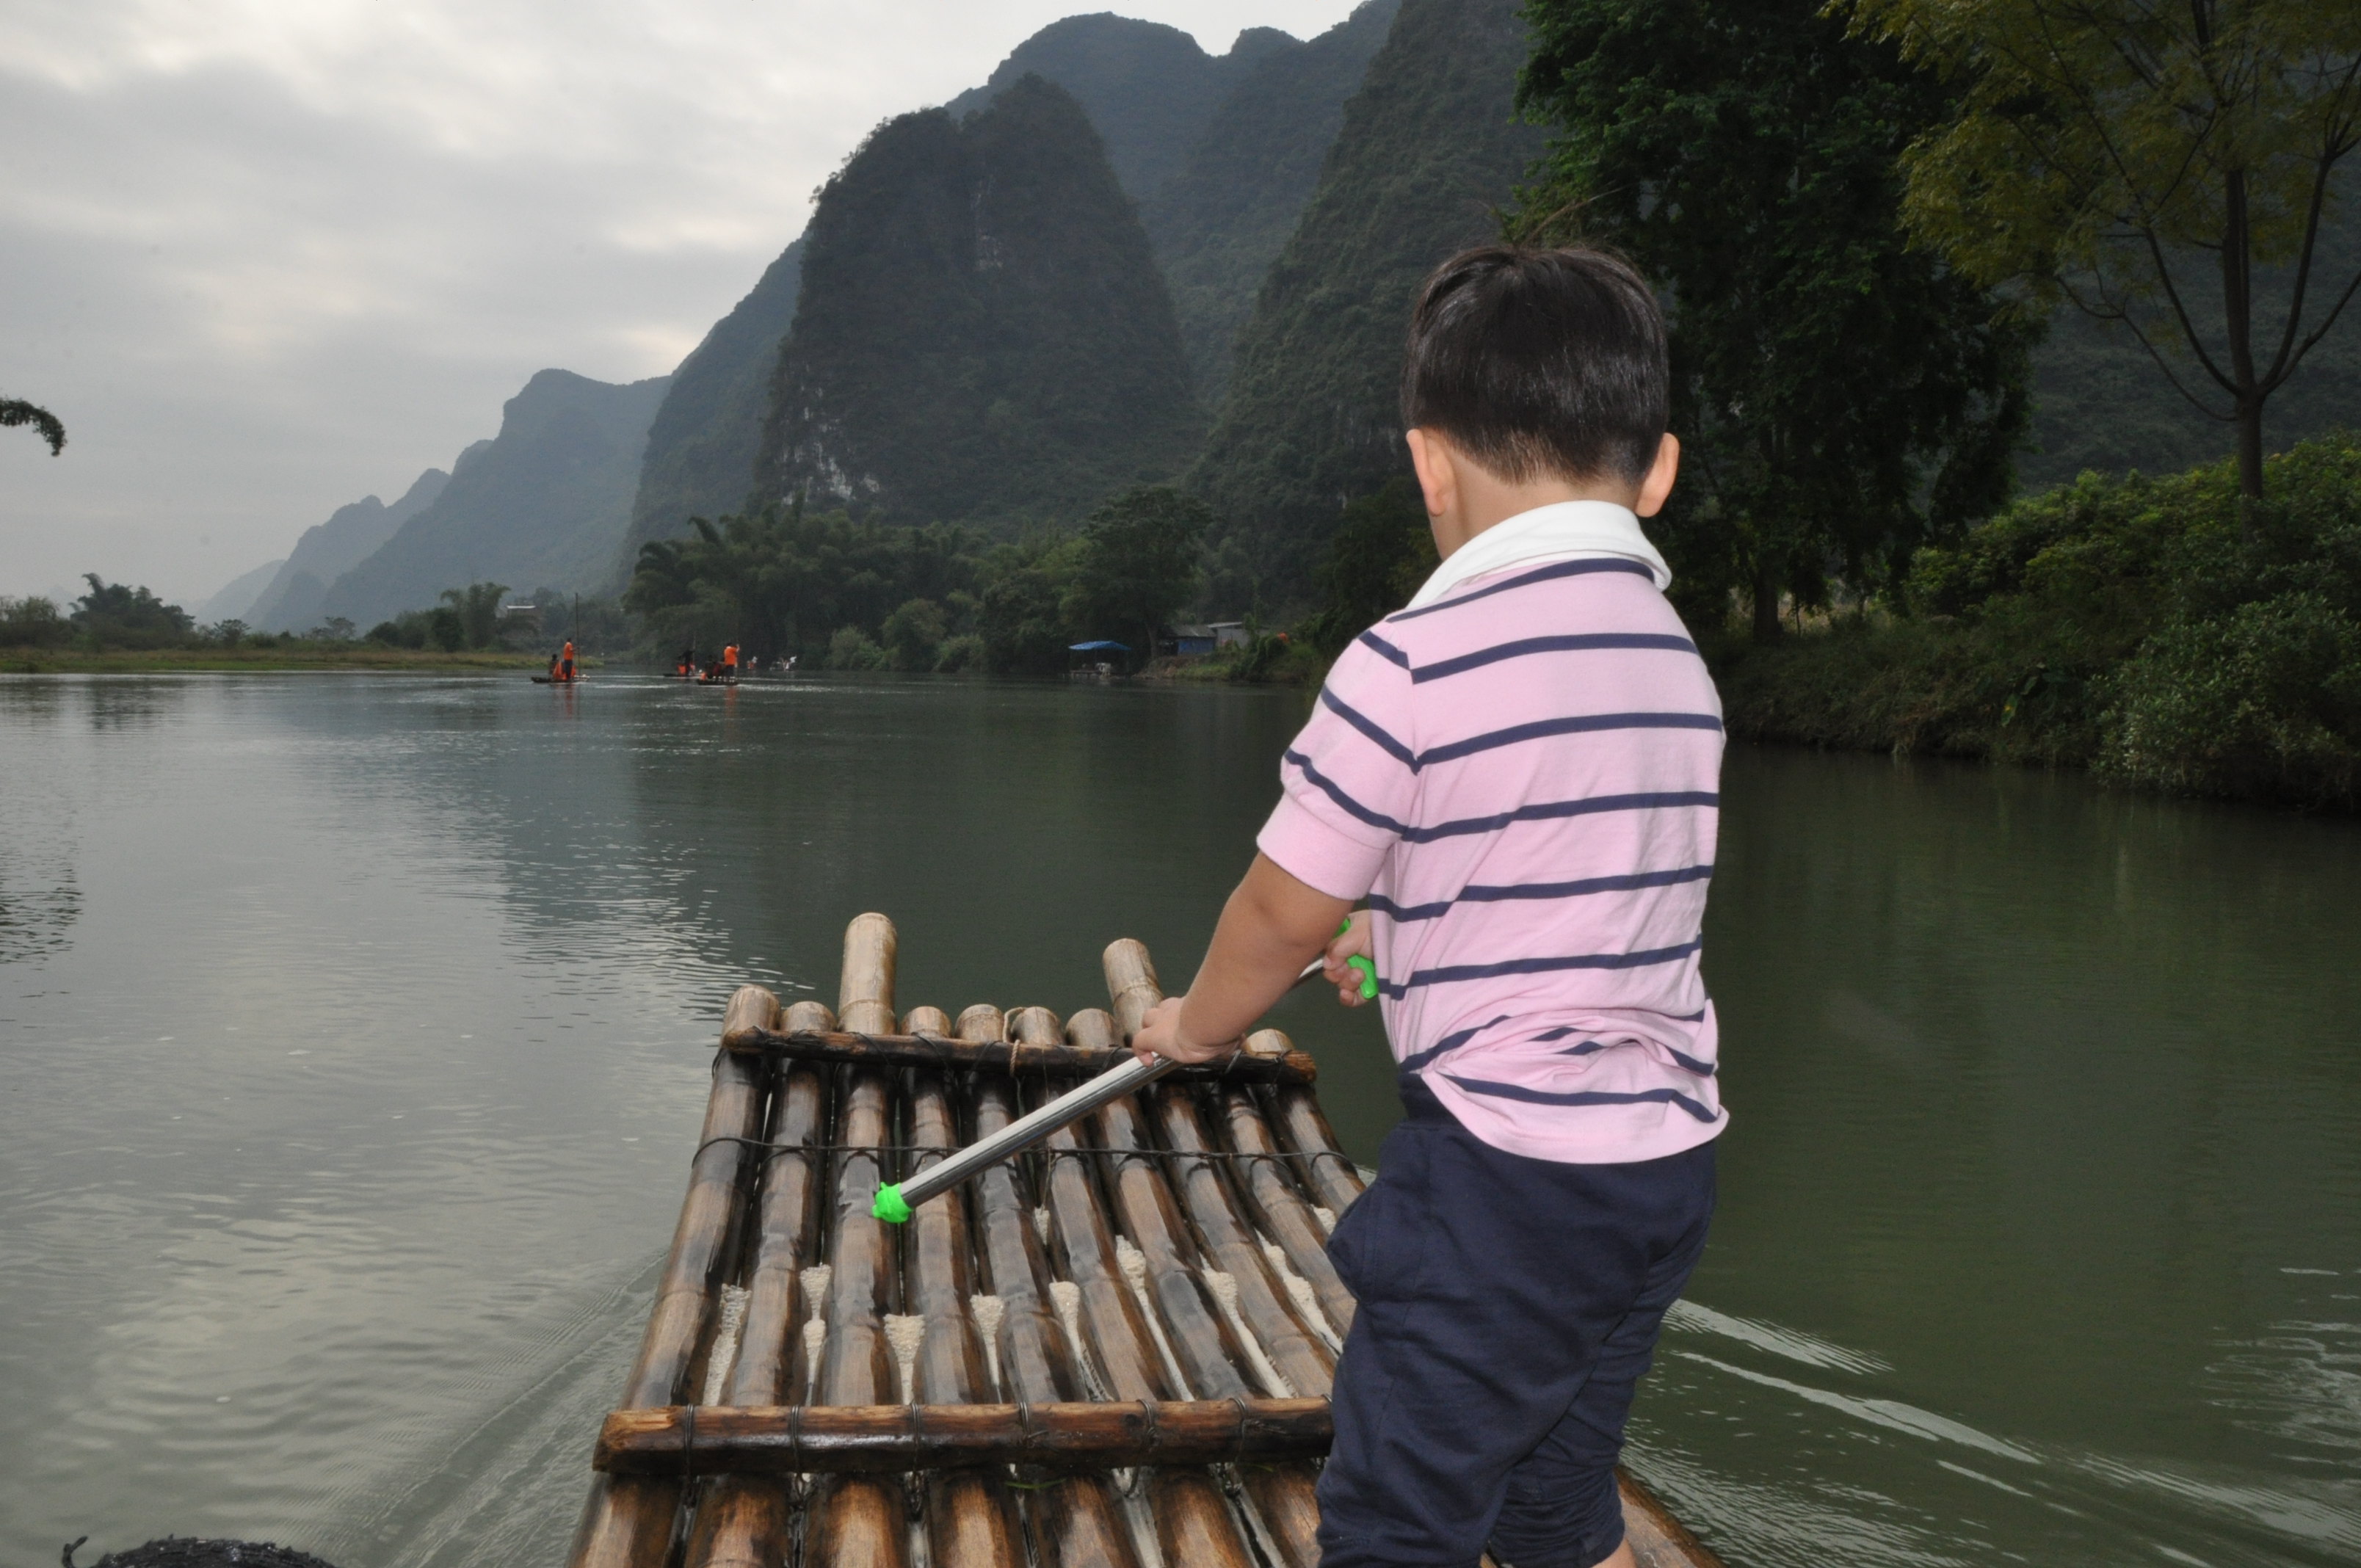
[1,673,2354,1568]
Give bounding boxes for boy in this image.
[1131,246,1723,1568]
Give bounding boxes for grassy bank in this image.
[3,647,562,675]
[1714,434,2361,810]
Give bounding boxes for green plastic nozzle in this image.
[872,1183,912,1224]
[1337,919,1379,1001]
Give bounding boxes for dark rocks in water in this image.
[62,1538,341,1568]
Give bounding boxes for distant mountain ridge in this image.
[621,6,1396,569]
[320,370,667,629]
[614,241,804,578]
[194,557,286,626]
[247,466,450,631]
[1194,0,1545,600]
[758,76,1198,528]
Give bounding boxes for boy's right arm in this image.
[1131,854,1353,1064]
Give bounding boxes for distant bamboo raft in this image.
[565,914,1723,1568]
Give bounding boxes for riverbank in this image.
[1713,433,2361,811]
[2,647,567,675]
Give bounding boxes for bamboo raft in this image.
[567,914,1721,1568]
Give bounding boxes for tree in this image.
[1515,0,2036,639]
[438,582,511,650]
[1062,486,1211,663]
[1,397,65,455]
[881,598,949,671]
[70,576,192,647]
[1847,0,2361,502]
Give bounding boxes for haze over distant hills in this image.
[243,467,451,631]
[319,370,668,630]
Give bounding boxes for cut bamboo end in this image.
[719,984,782,1045]
[1102,939,1161,1040]
[838,912,898,1035]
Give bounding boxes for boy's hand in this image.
[1131,995,1235,1066]
[1323,910,1375,1007]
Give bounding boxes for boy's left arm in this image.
[1131,854,1353,1064]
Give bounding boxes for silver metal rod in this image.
[890,1051,1180,1213]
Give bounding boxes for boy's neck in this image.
[1404,428,1647,560]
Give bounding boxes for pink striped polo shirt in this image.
[1257,554,1726,1164]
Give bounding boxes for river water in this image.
[1,673,2356,1568]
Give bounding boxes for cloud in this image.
[0,0,1363,604]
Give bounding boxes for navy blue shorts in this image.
[1316,1076,1716,1568]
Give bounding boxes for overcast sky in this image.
[0,0,1363,607]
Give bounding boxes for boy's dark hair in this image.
[1401,245,1669,485]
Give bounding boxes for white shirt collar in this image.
[1401,499,1672,612]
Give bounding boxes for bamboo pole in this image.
[1102,944,1326,1568]
[567,985,777,1568]
[720,1025,1316,1085]
[596,1398,1338,1474]
[1027,1006,1257,1568]
[1221,1033,1354,1337]
[1265,1080,1365,1219]
[683,998,833,1568]
[903,1003,1026,1568]
[808,915,910,1568]
[1069,989,1254,1404]
[967,1005,1140,1568]
[1620,1473,1727,1568]
[1021,1008,1172,1406]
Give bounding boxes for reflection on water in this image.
[1,675,2356,1567]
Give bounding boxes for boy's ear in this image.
[1405,427,1457,521]
[1634,432,1680,518]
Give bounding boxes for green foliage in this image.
[882,598,950,672]
[439,582,512,650]
[1720,433,2361,808]
[1,396,65,455]
[1192,0,1544,611]
[762,76,1201,534]
[625,501,987,662]
[826,627,888,670]
[0,595,70,647]
[1845,0,2361,496]
[425,606,465,653]
[70,576,194,649]
[1062,487,1211,662]
[934,633,987,673]
[1302,478,1437,656]
[979,565,1074,675]
[1514,0,2034,639]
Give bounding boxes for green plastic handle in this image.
[872,1183,912,1224]
[1338,919,1379,1001]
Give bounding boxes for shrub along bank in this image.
[1715,434,2361,809]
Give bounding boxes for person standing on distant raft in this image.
[1130,246,1722,1568]
[722,642,739,682]
[559,639,577,682]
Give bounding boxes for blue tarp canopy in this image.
[1068,640,1131,652]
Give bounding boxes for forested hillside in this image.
[617,241,802,581]
[322,370,667,629]
[1143,0,1399,399]
[1191,0,1545,609]
[248,466,450,631]
[758,76,1199,531]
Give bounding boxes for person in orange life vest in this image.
[722,643,739,680]
[559,640,576,682]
